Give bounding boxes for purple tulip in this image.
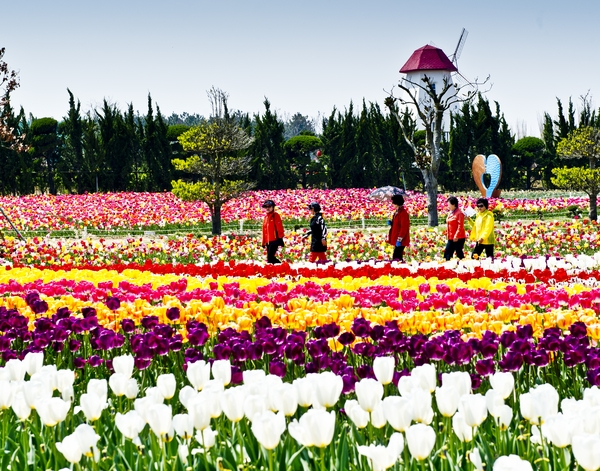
[351,318,371,338]
[188,327,209,347]
[81,307,97,318]
[475,358,496,376]
[338,332,356,346]
[140,316,159,330]
[269,360,286,377]
[134,357,152,370]
[166,307,180,321]
[342,373,357,394]
[184,348,203,363]
[121,318,135,333]
[88,355,104,367]
[73,357,86,369]
[106,297,121,311]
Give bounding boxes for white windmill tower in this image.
[398,29,470,130]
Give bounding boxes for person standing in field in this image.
[261,199,285,264]
[303,202,328,263]
[444,196,466,260]
[468,197,496,259]
[387,194,410,262]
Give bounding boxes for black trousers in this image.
[472,243,494,259]
[266,241,281,264]
[392,245,405,261]
[444,238,465,260]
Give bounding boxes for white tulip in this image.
[493,455,533,471]
[489,372,514,399]
[542,413,578,448]
[288,409,336,448]
[370,401,387,429]
[35,397,71,427]
[584,386,600,408]
[221,386,246,423]
[485,389,505,418]
[24,378,53,409]
[125,378,139,399]
[406,423,436,461]
[373,356,395,385]
[112,354,135,379]
[157,373,177,400]
[313,371,343,409]
[211,359,232,386]
[496,404,513,430]
[198,388,223,419]
[146,403,173,441]
[173,413,195,440]
[251,410,286,450]
[435,385,459,417]
[6,358,26,382]
[109,373,129,397]
[469,447,484,471]
[458,393,488,427]
[397,375,422,397]
[573,434,600,471]
[411,363,437,392]
[178,443,189,465]
[179,385,198,409]
[452,411,473,442]
[195,427,216,449]
[441,371,472,397]
[357,432,404,471]
[134,395,162,422]
[294,375,316,408]
[520,384,559,425]
[187,396,212,431]
[79,392,107,422]
[355,378,384,413]
[144,387,164,404]
[0,380,14,409]
[23,352,44,377]
[55,433,83,464]
[408,389,434,425]
[243,369,266,385]
[87,379,108,405]
[345,399,369,429]
[11,391,31,420]
[382,395,414,432]
[72,423,100,458]
[115,410,146,440]
[187,360,211,391]
[55,369,75,394]
[268,382,298,416]
[244,394,269,422]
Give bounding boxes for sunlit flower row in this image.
[3,219,600,267]
[0,190,591,231]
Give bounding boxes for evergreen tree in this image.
[58,89,85,193]
[248,99,288,189]
[29,117,60,194]
[143,96,172,191]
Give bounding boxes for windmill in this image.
[448,28,472,89]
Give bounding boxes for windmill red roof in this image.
[400,45,457,73]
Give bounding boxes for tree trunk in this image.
[211,204,222,235]
[422,168,439,226]
[590,191,598,221]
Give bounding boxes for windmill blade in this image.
[450,28,468,65]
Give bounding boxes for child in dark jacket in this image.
[303,202,328,262]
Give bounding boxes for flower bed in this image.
[0,190,591,231]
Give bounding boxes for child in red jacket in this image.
[387,194,410,262]
[261,199,285,264]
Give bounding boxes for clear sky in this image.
[2,0,599,138]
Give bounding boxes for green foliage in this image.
[166,124,190,141]
[551,166,600,220]
[173,96,255,234]
[29,117,60,194]
[512,136,546,190]
[284,134,323,188]
[556,126,600,168]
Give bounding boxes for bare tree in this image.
[385,73,490,226]
[0,47,27,152]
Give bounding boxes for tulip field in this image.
[2,190,600,470]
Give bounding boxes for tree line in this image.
[0,87,599,196]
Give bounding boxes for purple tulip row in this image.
[1,294,599,397]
